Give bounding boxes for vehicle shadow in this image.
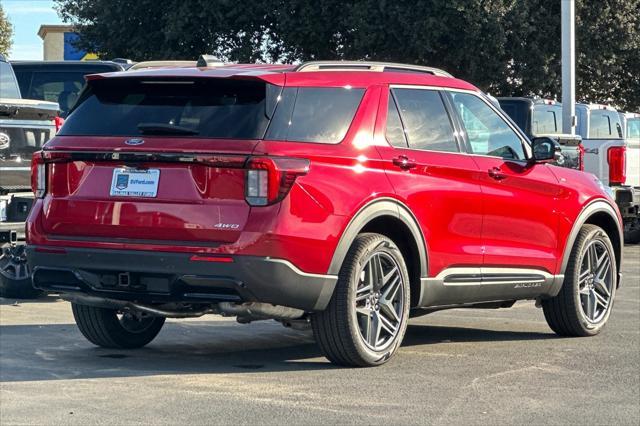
[0,295,62,305]
[0,320,554,383]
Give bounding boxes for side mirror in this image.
[531,137,561,163]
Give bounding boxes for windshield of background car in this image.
[0,61,21,99]
[59,78,365,142]
[532,104,563,135]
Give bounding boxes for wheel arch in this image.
[328,198,428,307]
[561,199,623,286]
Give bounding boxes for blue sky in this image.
[3,0,63,60]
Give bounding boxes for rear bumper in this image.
[26,246,337,311]
[611,185,640,220]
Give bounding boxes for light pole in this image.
[561,0,576,135]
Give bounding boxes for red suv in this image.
[26,61,623,367]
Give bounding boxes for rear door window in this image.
[265,87,364,143]
[391,88,458,152]
[532,105,563,135]
[589,110,623,138]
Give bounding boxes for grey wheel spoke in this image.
[381,275,401,303]
[372,255,384,290]
[589,290,598,319]
[378,311,398,335]
[370,312,382,346]
[593,290,609,310]
[596,257,611,281]
[578,268,591,285]
[579,285,591,295]
[380,299,400,323]
[594,278,610,297]
[356,284,373,301]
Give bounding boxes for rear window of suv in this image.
[59,78,365,142]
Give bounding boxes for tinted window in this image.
[499,101,529,134]
[60,78,274,139]
[0,61,21,99]
[589,110,623,138]
[451,92,525,160]
[532,105,563,135]
[392,89,458,152]
[23,72,88,116]
[266,87,364,143]
[385,94,407,147]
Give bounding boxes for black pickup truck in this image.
[497,97,583,170]
[1,55,59,298]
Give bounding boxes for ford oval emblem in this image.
[125,138,145,146]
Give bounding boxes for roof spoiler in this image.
[196,54,225,68]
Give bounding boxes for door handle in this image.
[488,167,506,180]
[392,155,417,170]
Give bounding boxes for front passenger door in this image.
[447,91,562,274]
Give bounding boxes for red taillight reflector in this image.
[245,157,310,206]
[54,116,65,132]
[607,146,626,185]
[35,247,67,254]
[189,255,234,263]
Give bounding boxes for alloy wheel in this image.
[578,239,613,323]
[355,252,405,351]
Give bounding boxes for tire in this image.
[542,224,617,337]
[0,244,42,299]
[72,303,165,349]
[311,233,410,367]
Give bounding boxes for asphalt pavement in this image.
[1,245,638,425]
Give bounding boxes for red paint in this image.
[27,66,620,279]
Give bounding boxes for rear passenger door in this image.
[375,87,484,282]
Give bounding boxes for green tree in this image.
[55,0,640,110]
[0,2,13,57]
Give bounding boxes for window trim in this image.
[385,90,409,148]
[384,86,463,154]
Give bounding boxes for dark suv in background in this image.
[498,97,583,170]
[11,60,125,117]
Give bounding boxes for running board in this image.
[417,267,564,308]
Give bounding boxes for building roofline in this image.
[38,24,74,39]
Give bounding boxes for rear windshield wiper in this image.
[137,123,199,136]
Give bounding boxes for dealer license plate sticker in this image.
[109,168,160,198]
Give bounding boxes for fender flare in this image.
[560,199,623,279]
[327,198,428,277]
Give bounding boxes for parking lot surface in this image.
[1,245,638,425]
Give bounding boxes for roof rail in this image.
[294,61,453,77]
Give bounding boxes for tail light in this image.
[245,157,310,206]
[54,116,65,133]
[578,143,585,171]
[31,151,46,198]
[607,146,626,185]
